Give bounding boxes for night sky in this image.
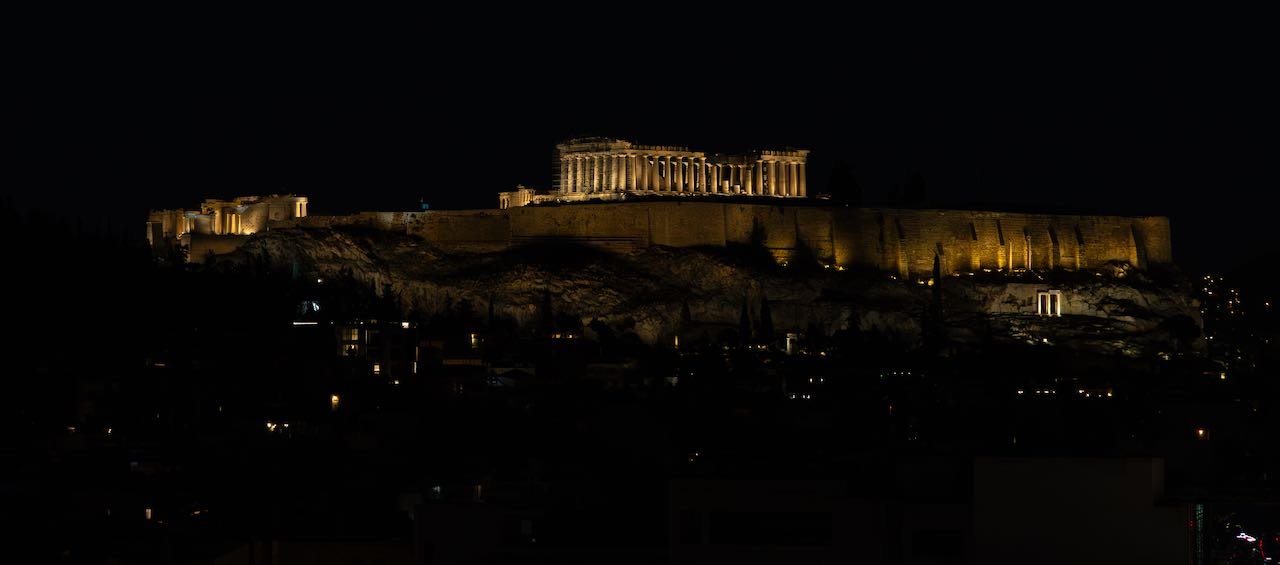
[13,17,1276,272]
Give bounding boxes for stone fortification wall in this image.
[253,202,1171,277]
[408,210,510,252]
[461,202,1170,277]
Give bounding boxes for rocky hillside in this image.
[218,226,1202,357]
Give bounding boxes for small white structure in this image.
[1037,290,1062,317]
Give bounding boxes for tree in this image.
[758,295,774,342]
[788,238,822,273]
[1160,315,1201,353]
[921,254,944,355]
[749,217,767,247]
[825,161,862,205]
[905,173,928,207]
[539,290,555,335]
[743,218,775,268]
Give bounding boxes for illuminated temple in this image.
[499,138,810,208]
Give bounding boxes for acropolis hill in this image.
[148,138,1172,280]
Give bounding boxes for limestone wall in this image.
[408,210,510,252]
[507,204,649,252]
[485,202,1170,277]
[208,200,1171,276]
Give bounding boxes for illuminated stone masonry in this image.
[499,137,809,209]
[147,139,1171,281]
[147,194,308,257]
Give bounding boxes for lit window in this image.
[330,394,340,411]
[344,328,359,341]
[372,363,381,375]
[145,507,153,521]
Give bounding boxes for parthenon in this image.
[500,138,809,208]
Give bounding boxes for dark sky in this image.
[13,15,1276,271]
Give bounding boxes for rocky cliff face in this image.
[220,226,1201,357]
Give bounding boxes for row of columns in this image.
[216,211,241,235]
[559,154,806,197]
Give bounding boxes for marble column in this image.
[598,155,605,192]
[595,156,603,192]
[605,155,613,191]
[797,162,806,197]
[673,158,683,192]
[636,156,645,191]
[753,160,763,194]
[713,164,721,193]
[768,161,779,195]
[698,158,708,193]
[628,155,637,190]
[645,156,655,191]
[622,155,628,190]
[606,155,614,191]
[576,157,584,192]
[614,155,624,191]
[609,155,616,191]
[659,157,668,191]
[602,155,610,191]
[604,155,612,191]
[658,156,665,191]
